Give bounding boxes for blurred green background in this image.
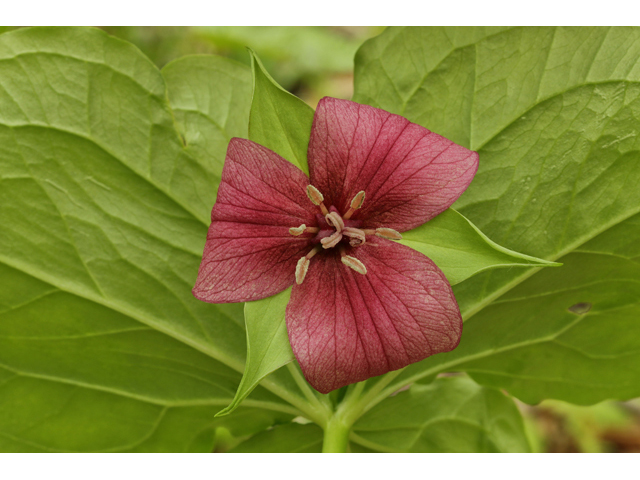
[101,26,385,108]
[2,25,639,453]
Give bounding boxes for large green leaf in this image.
[354,26,640,404]
[0,26,304,451]
[0,263,295,452]
[162,54,252,182]
[351,376,530,453]
[229,422,324,453]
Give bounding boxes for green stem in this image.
[286,363,332,423]
[320,380,371,453]
[322,415,351,453]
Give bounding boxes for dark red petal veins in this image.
[193,138,316,303]
[307,97,479,232]
[286,237,462,393]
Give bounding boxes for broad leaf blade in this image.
[354,27,640,404]
[247,49,314,173]
[216,289,295,417]
[0,263,294,452]
[457,214,640,404]
[0,27,296,451]
[352,376,530,453]
[401,209,559,286]
[162,54,252,183]
[229,422,323,453]
[393,216,640,404]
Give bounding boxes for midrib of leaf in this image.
[0,254,242,369]
[6,122,210,227]
[0,356,300,416]
[0,254,312,416]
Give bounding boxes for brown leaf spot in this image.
[568,302,592,315]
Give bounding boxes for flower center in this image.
[290,185,403,285]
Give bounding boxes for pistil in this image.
[321,231,343,249]
[342,227,366,246]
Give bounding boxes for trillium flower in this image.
[193,98,479,394]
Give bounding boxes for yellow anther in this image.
[289,224,306,236]
[350,191,366,210]
[341,255,367,275]
[306,185,324,205]
[295,257,310,284]
[375,227,402,240]
[343,191,366,220]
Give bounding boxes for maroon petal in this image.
[286,237,462,393]
[308,97,478,232]
[193,138,317,303]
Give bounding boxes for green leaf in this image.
[351,376,530,453]
[162,54,252,181]
[216,289,295,417]
[0,26,301,451]
[247,49,314,173]
[401,209,559,286]
[354,27,640,404]
[444,215,640,405]
[0,263,296,452]
[229,422,323,453]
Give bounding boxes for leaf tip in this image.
[214,406,233,418]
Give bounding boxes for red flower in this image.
[193,98,479,394]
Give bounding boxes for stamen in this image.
[306,245,321,259]
[295,257,310,284]
[375,227,403,240]
[321,231,343,249]
[343,227,366,247]
[289,224,319,236]
[289,224,306,236]
[343,190,365,220]
[325,212,344,232]
[341,255,367,275]
[295,246,321,285]
[306,185,324,205]
[306,185,329,215]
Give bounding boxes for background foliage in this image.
[1,26,639,453]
